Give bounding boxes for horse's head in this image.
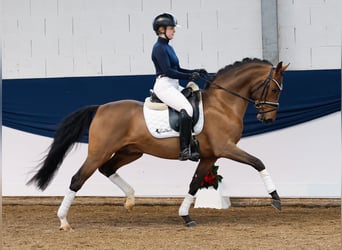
[253,61,289,123]
[207,58,289,124]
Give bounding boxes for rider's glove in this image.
[198,68,208,77]
[190,72,200,81]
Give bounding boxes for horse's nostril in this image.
[263,118,273,124]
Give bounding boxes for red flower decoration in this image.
[199,165,223,190]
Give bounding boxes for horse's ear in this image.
[282,63,290,72]
[275,61,283,73]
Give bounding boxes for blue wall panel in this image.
[3,69,341,142]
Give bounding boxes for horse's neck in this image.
[204,66,266,119]
[222,67,262,94]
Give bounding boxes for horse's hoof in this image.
[59,224,73,231]
[124,197,135,212]
[185,220,197,227]
[181,215,197,227]
[271,199,282,211]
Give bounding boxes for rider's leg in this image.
[153,77,193,116]
[178,109,192,160]
[154,77,197,160]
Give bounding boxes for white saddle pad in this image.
[143,100,204,139]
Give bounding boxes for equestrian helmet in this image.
[153,13,178,34]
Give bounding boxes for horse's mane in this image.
[206,58,272,89]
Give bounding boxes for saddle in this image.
[147,82,201,132]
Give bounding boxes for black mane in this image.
[206,58,272,88]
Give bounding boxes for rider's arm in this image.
[152,45,191,80]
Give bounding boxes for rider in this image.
[151,13,208,161]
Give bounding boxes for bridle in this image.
[206,66,283,115]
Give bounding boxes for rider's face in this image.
[165,26,175,39]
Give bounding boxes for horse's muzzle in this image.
[263,118,274,124]
[257,113,275,124]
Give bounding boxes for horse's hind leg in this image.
[98,148,143,211]
[57,155,109,231]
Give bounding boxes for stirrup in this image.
[189,137,200,162]
[179,148,200,162]
[189,151,200,162]
[179,148,191,161]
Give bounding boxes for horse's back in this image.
[95,99,142,118]
[89,99,145,142]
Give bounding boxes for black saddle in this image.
[149,87,201,132]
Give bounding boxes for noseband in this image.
[208,66,282,115]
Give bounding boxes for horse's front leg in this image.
[179,158,217,227]
[220,143,281,210]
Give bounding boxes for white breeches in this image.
[153,77,193,117]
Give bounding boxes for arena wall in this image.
[2,0,341,197]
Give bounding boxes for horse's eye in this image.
[271,89,278,94]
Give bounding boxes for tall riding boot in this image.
[179,109,192,161]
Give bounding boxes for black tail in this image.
[27,105,99,190]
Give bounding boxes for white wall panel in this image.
[30,0,58,17]
[171,0,201,12]
[100,14,128,35]
[69,36,87,56]
[130,53,154,75]
[295,26,326,47]
[45,16,72,38]
[3,112,340,197]
[115,32,144,54]
[3,35,31,59]
[2,0,341,75]
[218,48,263,68]
[277,3,311,26]
[114,0,142,12]
[2,57,46,79]
[58,0,86,17]
[143,0,171,13]
[46,55,74,77]
[2,0,30,17]
[171,31,202,54]
[101,54,131,75]
[18,16,44,36]
[73,54,102,76]
[279,47,312,70]
[72,15,102,37]
[187,10,218,32]
[83,0,115,16]
[32,36,58,58]
[187,51,219,72]
[86,35,115,56]
[311,46,342,69]
[278,0,342,70]
[2,17,19,36]
[310,2,341,26]
[3,0,267,78]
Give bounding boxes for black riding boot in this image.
[179,110,192,160]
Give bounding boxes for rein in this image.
[203,66,282,114]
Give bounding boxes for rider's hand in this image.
[190,72,200,81]
[198,68,208,77]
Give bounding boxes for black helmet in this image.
[153,13,177,34]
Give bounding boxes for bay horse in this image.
[28,58,289,230]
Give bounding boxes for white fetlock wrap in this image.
[109,173,135,197]
[259,169,276,194]
[57,189,76,220]
[179,194,194,217]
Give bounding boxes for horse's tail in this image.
[27,105,99,190]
